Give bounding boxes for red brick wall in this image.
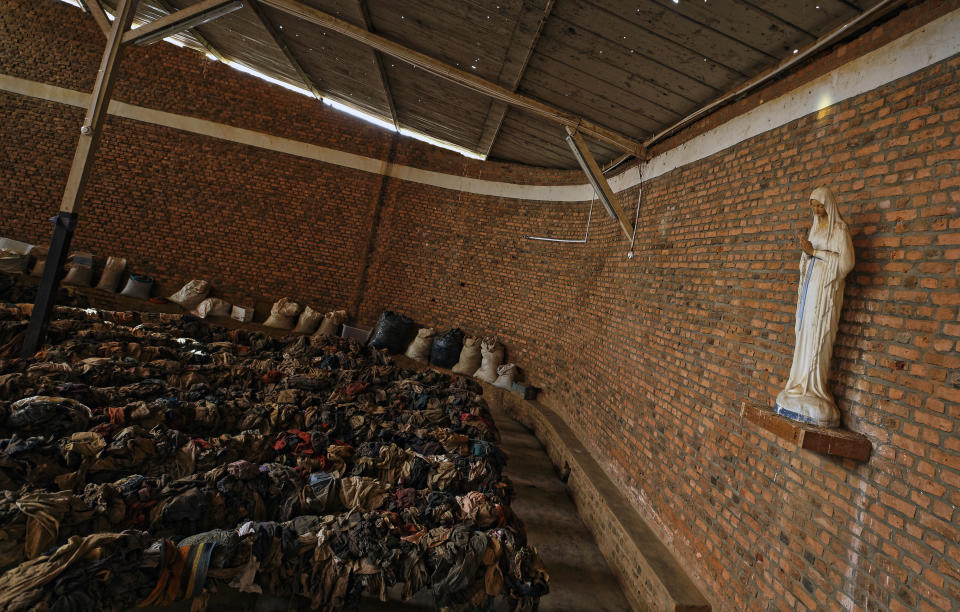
[2,1,959,610]
[357,53,960,612]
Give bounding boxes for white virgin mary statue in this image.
[776,187,854,428]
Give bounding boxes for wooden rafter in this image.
[153,0,228,62]
[76,0,111,37]
[23,0,140,357]
[259,0,644,157]
[476,0,555,157]
[121,0,240,46]
[247,0,324,100]
[565,126,632,240]
[357,0,398,131]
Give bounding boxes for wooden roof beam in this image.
[259,0,644,157]
[152,0,228,62]
[357,0,399,131]
[476,0,555,158]
[248,0,324,100]
[76,0,112,37]
[121,0,243,46]
[566,126,633,240]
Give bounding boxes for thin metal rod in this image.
[628,185,641,256]
[643,0,905,149]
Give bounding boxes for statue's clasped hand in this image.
[796,231,815,256]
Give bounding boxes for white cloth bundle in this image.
[192,297,231,319]
[473,338,504,383]
[493,363,518,389]
[168,280,211,310]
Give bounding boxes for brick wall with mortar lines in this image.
[0,0,583,307]
[2,1,959,610]
[1,89,388,310]
[357,54,960,611]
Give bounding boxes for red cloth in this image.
[345,381,368,398]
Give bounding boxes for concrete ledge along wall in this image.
[1,0,959,609]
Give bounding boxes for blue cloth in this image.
[797,256,820,328]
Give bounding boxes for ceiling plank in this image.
[741,0,861,34]
[357,0,399,130]
[547,4,748,89]
[535,22,719,105]
[77,0,112,37]
[476,0,555,157]
[523,60,694,134]
[657,0,817,58]
[247,0,322,99]
[261,7,395,119]
[562,0,770,75]
[121,0,240,45]
[259,0,645,157]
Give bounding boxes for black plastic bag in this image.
[430,328,464,368]
[368,311,416,354]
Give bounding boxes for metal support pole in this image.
[21,0,139,358]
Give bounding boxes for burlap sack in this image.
[316,310,348,337]
[293,306,323,334]
[192,297,231,319]
[264,298,301,329]
[493,363,518,390]
[473,338,504,383]
[62,252,93,286]
[95,257,126,292]
[451,337,481,375]
[405,328,436,362]
[168,280,211,310]
[29,248,47,277]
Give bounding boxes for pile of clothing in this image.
[0,304,548,611]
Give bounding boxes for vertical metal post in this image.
[21,0,140,358]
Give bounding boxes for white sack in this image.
[472,338,504,383]
[192,297,231,319]
[317,309,348,337]
[493,363,518,390]
[264,298,302,329]
[168,280,211,310]
[293,306,323,334]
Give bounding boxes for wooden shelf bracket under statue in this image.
[741,404,872,462]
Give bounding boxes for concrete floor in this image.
[486,397,631,612]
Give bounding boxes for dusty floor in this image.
[485,396,631,612]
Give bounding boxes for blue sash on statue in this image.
[797,256,820,329]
